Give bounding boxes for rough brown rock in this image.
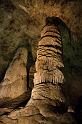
[0,47,31,108]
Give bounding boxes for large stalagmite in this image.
[0,17,76,124]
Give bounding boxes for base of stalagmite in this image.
[0,99,76,124]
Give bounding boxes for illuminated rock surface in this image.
[0,47,31,108]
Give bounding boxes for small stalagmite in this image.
[0,47,30,107]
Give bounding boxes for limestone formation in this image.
[0,47,31,107]
[34,25,64,85]
[0,18,76,124]
[31,19,66,112]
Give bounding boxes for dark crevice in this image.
[75,96,82,124]
[0,0,16,12]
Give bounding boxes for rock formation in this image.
[0,17,76,124]
[0,47,31,108]
[0,0,82,108]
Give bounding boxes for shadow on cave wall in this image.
[0,0,16,12]
[53,17,82,103]
[75,95,82,124]
[45,16,82,124]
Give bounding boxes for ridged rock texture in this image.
[0,17,77,124]
[0,47,31,108]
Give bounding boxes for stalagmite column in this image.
[24,17,67,119]
[34,26,64,85]
[32,17,65,104]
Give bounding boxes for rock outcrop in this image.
[0,47,31,108]
[0,17,76,124]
